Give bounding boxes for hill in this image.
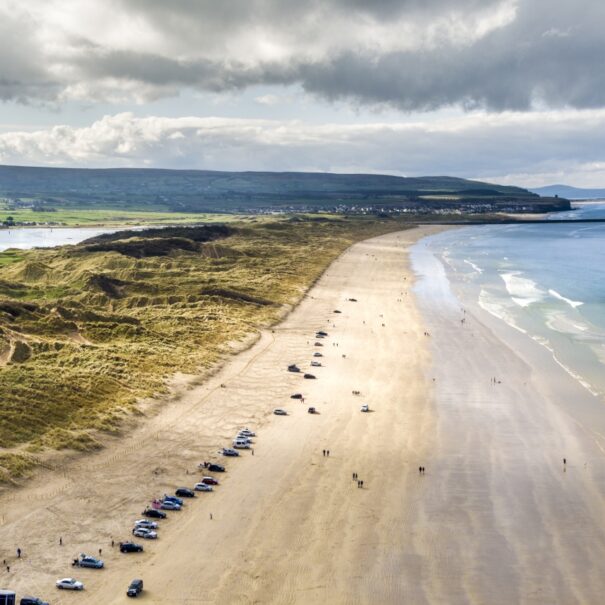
[0,165,569,213]
[530,184,605,200]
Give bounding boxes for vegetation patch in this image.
[0,217,411,480]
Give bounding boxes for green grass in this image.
[0,216,412,481]
[0,206,244,227]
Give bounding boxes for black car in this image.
[333,309,342,313]
[316,331,328,337]
[175,487,195,498]
[207,463,225,473]
[120,542,144,553]
[20,598,49,605]
[142,508,166,519]
[127,578,143,598]
[304,373,316,379]
[290,393,303,399]
[287,364,301,373]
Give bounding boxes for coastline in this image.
[411,230,605,604]
[0,226,441,604]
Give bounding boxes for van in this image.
[127,578,143,597]
[233,439,250,449]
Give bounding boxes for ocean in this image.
[412,202,605,399]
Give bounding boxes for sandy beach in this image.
[3,224,605,604]
[0,227,438,604]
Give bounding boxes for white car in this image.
[194,482,213,492]
[361,404,370,412]
[132,527,158,539]
[235,434,253,443]
[57,578,84,591]
[233,440,251,449]
[273,408,288,416]
[239,428,256,437]
[310,361,322,367]
[134,519,158,529]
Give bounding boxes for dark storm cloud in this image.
[1,0,604,111]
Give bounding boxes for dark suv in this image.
[175,487,195,498]
[20,598,49,605]
[142,507,166,519]
[127,578,143,598]
[120,541,144,553]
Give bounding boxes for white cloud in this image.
[1,110,604,186]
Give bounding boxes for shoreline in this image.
[411,230,605,603]
[0,226,441,604]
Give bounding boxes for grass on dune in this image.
[0,216,411,481]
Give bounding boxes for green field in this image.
[0,206,242,227]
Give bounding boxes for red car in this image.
[201,476,219,486]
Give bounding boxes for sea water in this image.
[0,226,131,252]
[413,203,605,398]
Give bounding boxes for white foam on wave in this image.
[551,353,599,397]
[478,289,527,334]
[500,271,546,308]
[463,259,483,274]
[545,310,589,335]
[548,288,584,308]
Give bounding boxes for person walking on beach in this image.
[322,449,326,457]
[326,450,330,457]
[59,537,63,546]
[16,548,21,558]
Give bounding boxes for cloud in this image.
[1,0,604,111]
[1,110,605,186]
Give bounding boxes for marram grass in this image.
[0,216,410,482]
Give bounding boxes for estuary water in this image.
[0,226,127,252]
[412,202,605,398]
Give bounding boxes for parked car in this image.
[132,527,157,540]
[310,361,322,367]
[56,578,84,591]
[194,482,213,492]
[176,487,195,498]
[142,508,166,519]
[235,435,252,444]
[20,597,49,605]
[361,404,370,412]
[207,463,225,472]
[127,578,143,598]
[239,428,256,437]
[287,364,301,373]
[314,342,323,347]
[222,448,240,457]
[160,500,181,511]
[201,476,219,485]
[120,542,143,553]
[290,393,303,399]
[333,309,342,313]
[316,331,328,337]
[308,407,317,414]
[77,555,104,569]
[134,519,158,529]
[273,408,288,415]
[313,352,323,357]
[304,373,316,379]
[233,440,251,449]
[163,495,183,505]
[348,298,358,302]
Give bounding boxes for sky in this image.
[0,0,604,187]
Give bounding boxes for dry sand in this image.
[0,227,437,604]
[3,225,605,605]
